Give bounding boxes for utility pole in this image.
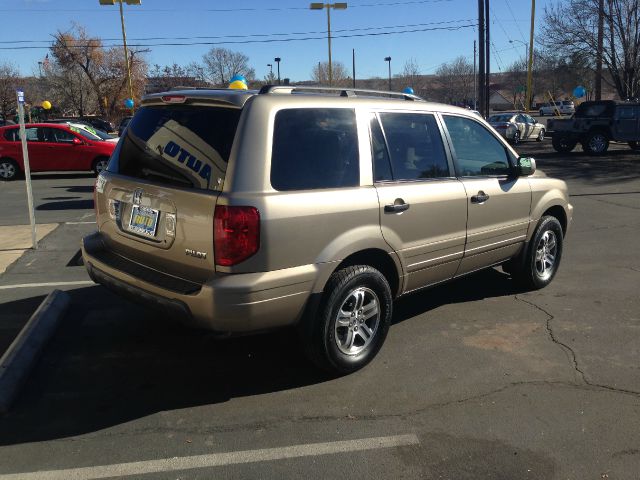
[595,0,604,100]
[352,48,356,88]
[478,0,485,117]
[484,0,490,116]
[473,40,477,110]
[525,0,536,112]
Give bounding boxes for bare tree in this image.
[399,58,429,97]
[434,56,474,105]
[50,25,147,119]
[0,62,20,121]
[311,61,350,86]
[202,48,255,85]
[543,0,640,100]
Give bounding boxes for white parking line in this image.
[64,221,96,225]
[0,281,94,290]
[0,434,419,480]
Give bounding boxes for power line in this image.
[0,19,476,45]
[0,23,477,51]
[0,0,453,13]
[504,0,527,42]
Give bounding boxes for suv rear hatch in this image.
[95,94,246,284]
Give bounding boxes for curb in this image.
[0,289,70,413]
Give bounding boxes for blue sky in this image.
[1,0,551,82]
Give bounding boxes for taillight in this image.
[214,206,260,266]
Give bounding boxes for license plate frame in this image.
[128,205,160,237]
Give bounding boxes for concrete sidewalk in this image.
[0,224,58,275]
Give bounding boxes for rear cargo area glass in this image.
[110,105,241,190]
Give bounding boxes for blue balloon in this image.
[230,74,247,84]
[124,98,134,109]
[403,87,415,94]
[573,86,586,98]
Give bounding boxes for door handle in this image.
[471,191,490,204]
[384,202,410,213]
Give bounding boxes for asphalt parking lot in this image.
[0,139,638,479]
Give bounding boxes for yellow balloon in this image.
[42,100,52,110]
[229,80,248,90]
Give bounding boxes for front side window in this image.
[271,108,359,191]
[443,115,511,177]
[50,128,77,143]
[377,112,450,180]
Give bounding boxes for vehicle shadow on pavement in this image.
[0,269,524,446]
[36,200,94,211]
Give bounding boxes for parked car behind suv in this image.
[548,100,640,154]
[82,86,573,373]
[0,123,115,180]
[539,101,575,116]
[488,112,546,144]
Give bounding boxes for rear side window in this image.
[3,128,19,141]
[109,105,241,191]
[378,112,450,180]
[271,108,359,191]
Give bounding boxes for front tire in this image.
[301,265,392,374]
[511,131,520,145]
[552,136,577,153]
[511,216,564,290]
[582,131,609,155]
[0,158,19,181]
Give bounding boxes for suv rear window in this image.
[108,105,241,190]
[270,108,359,191]
[575,102,615,118]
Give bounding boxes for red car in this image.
[0,123,116,180]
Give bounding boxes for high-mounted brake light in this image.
[161,95,186,104]
[214,206,260,266]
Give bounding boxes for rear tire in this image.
[300,265,392,374]
[552,136,576,153]
[510,216,563,290]
[537,129,545,142]
[92,157,110,176]
[539,110,544,116]
[0,158,19,181]
[511,131,520,145]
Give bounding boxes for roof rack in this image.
[258,85,424,102]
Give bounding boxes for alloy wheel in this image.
[534,230,557,281]
[334,287,380,356]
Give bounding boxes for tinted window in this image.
[489,114,514,123]
[109,105,241,190]
[443,115,511,176]
[575,102,615,118]
[618,107,637,119]
[271,108,359,191]
[3,128,19,141]
[378,112,449,180]
[370,115,392,182]
[48,128,77,143]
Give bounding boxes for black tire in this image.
[510,216,564,290]
[552,136,577,153]
[511,131,520,145]
[629,141,640,151]
[92,157,110,176]
[582,131,609,155]
[300,265,392,374]
[539,110,544,116]
[536,128,546,142]
[0,158,19,181]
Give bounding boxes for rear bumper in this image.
[82,232,318,332]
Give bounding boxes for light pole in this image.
[384,56,392,91]
[274,57,281,85]
[267,63,273,76]
[310,2,347,87]
[98,0,141,114]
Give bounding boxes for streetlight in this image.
[310,2,347,87]
[274,57,281,85]
[384,56,392,91]
[98,0,141,114]
[267,63,273,76]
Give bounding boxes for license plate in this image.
[129,205,159,237]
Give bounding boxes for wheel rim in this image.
[513,132,520,144]
[95,159,108,173]
[0,162,15,179]
[334,287,380,356]
[539,130,545,141]
[589,134,606,152]
[534,230,558,281]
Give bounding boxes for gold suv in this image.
[82,86,573,373]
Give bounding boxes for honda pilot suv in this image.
[82,86,573,373]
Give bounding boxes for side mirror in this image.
[72,137,83,146]
[516,157,536,176]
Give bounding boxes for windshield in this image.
[108,105,242,191]
[69,125,101,141]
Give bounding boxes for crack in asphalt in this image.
[515,295,640,398]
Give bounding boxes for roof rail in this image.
[258,84,424,101]
[168,86,219,91]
